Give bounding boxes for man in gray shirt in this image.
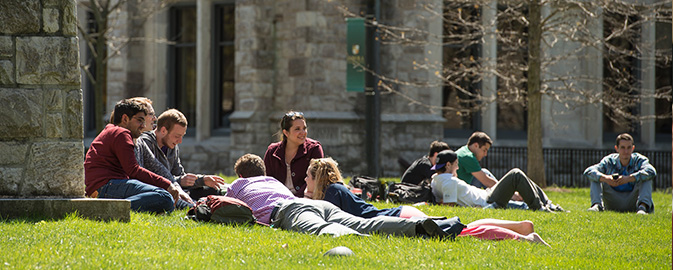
[136,109,227,208]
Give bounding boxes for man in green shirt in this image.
[455,132,566,211]
[456,132,497,188]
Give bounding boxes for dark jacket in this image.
[323,183,401,218]
[263,138,323,197]
[400,156,433,185]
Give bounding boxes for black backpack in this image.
[387,182,435,204]
[187,195,262,226]
[348,175,386,201]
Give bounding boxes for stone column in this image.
[480,0,498,138]
[0,0,83,197]
[196,0,213,142]
[0,0,129,221]
[639,11,656,148]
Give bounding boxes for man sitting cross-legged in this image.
[135,109,227,208]
[225,153,465,238]
[84,99,191,213]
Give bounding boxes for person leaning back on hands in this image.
[84,99,190,213]
[264,111,324,197]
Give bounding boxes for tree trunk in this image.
[526,0,546,187]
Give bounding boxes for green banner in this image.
[346,18,366,92]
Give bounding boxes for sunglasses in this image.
[285,111,304,118]
[282,111,304,127]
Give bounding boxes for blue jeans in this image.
[98,179,175,214]
[470,168,493,189]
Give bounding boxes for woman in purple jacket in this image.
[264,111,324,197]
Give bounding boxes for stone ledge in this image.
[0,198,130,222]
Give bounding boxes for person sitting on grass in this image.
[583,133,656,214]
[109,97,196,210]
[84,99,191,214]
[225,154,464,239]
[431,150,565,212]
[135,109,227,206]
[305,157,550,245]
[400,140,450,185]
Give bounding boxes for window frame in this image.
[168,4,198,137]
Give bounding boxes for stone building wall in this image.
[229,0,444,177]
[0,0,83,197]
[76,0,670,179]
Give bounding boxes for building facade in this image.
[78,0,672,178]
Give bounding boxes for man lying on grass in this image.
[431,150,565,212]
[225,154,463,239]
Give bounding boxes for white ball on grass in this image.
[323,246,354,257]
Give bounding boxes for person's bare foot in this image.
[521,233,551,247]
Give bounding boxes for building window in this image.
[602,10,640,140]
[496,3,528,138]
[169,5,197,135]
[442,2,481,137]
[83,11,100,137]
[655,12,672,142]
[213,3,236,132]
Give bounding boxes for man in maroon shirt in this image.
[84,99,188,213]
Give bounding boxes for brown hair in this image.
[276,111,306,141]
[234,154,266,178]
[467,131,493,147]
[428,141,450,157]
[615,133,634,146]
[308,157,344,200]
[109,97,153,124]
[157,109,188,133]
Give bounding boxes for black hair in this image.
[111,99,145,125]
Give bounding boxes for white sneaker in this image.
[587,204,603,212]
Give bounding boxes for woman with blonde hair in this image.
[306,157,550,245]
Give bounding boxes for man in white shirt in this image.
[431,150,565,212]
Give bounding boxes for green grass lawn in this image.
[0,184,670,269]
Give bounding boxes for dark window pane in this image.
[220,5,235,42]
[174,7,197,43]
[175,46,197,126]
[170,6,197,132]
[655,16,672,140]
[602,10,639,135]
[214,4,235,130]
[496,3,528,133]
[442,2,480,132]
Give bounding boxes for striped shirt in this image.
[225,176,296,224]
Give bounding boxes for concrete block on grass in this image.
[0,198,130,222]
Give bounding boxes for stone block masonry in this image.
[0,0,130,221]
[0,0,96,209]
